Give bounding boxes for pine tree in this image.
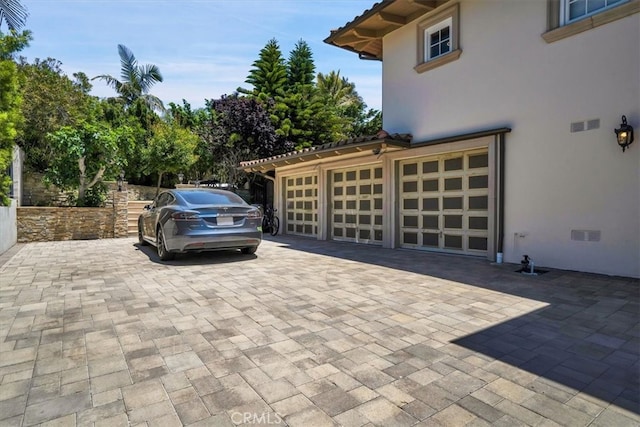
[239,38,287,99]
[287,40,315,87]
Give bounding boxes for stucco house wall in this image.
[382,0,639,277]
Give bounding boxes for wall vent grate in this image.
[570,122,585,133]
[571,229,601,242]
[586,119,600,130]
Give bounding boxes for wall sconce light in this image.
[117,170,125,192]
[178,173,184,184]
[615,115,634,152]
[372,147,381,155]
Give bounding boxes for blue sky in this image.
[20,0,382,110]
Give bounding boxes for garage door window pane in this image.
[334,228,343,237]
[423,161,438,174]
[304,213,313,221]
[288,224,294,232]
[305,189,313,197]
[374,199,383,210]
[444,157,463,171]
[469,216,488,230]
[374,230,383,241]
[287,178,294,186]
[403,181,418,192]
[469,153,488,168]
[404,216,418,227]
[360,200,371,211]
[359,215,371,225]
[296,213,303,220]
[374,215,383,225]
[304,225,313,234]
[304,176,312,185]
[346,200,356,210]
[403,163,418,175]
[296,201,303,209]
[422,232,439,247]
[360,230,371,240]
[334,201,343,210]
[296,224,303,233]
[334,187,343,196]
[296,177,303,185]
[346,215,356,224]
[423,179,438,192]
[334,214,343,223]
[444,235,463,249]
[443,197,463,210]
[469,236,488,250]
[404,232,418,244]
[287,190,294,198]
[444,215,463,229]
[469,175,488,189]
[444,178,462,191]
[375,168,383,179]
[287,212,294,220]
[373,184,383,194]
[423,198,439,211]
[296,190,303,197]
[346,228,356,238]
[423,215,438,229]
[346,186,357,195]
[346,171,357,181]
[360,185,372,195]
[334,173,343,182]
[360,169,371,180]
[469,196,488,210]
[304,201,312,210]
[404,199,419,210]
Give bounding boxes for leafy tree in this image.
[317,70,382,138]
[0,0,28,31]
[204,94,282,186]
[240,38,287,99]
[17,58,94,171]
[145,121,199,196]
[167,100,213,181]
[92,44,164,117]
[0,29,29,206]
[45,118,137,206]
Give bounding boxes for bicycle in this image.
[261,205,280,236]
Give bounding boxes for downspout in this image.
[497,133,505,259]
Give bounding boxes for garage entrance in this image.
[399,149,490,255]
[330,165,384,245]
[284,173,318,237]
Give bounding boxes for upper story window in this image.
[563,0,626,24]
[543,0,637,43]
[415,3,462,74]
[425,18,452,61]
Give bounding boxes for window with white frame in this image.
[543,0,635,43]
[563,0,626,24]
[415,3,461,74]
[425,18,452,61]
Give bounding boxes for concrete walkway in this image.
[0,236,638,426]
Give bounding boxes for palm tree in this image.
[316,70,361,109]
[93,44,164,112]
[0,0,27,30]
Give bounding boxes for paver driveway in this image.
[0,236,638,426]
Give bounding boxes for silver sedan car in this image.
[138,189,262,260]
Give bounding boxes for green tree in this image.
[17,58,94,171]
[145,121,198,196]
[45,119,136,206]
[0,0,28,31]
[287,39,315,87]
[317,70,382,138]
[0,29,29,205]
[92,44,164,116]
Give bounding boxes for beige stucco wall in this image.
[382,1,640,277]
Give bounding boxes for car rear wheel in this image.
[156,227,175,261]
[138,220,148,245]
[241,246,257,255]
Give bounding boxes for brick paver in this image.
[0,236,638,426]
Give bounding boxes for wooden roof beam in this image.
[408,0,439,10]
[376,11,407,26]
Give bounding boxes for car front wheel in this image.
[156,227,175,261]
[138,220,148,245]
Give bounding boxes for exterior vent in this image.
[586,119,600,130]
[571,229,601,242]
[570,122,585,133]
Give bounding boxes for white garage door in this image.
[399,149,490,255]
[331,165,384,245]
[284,174,318,236]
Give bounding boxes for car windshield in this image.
[179,191,247,206]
